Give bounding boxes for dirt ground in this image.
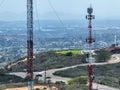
[5,86,57,90]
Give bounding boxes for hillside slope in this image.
[5,50,85,72]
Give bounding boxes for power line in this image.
[34,0,46,52]
[47,0,66,29]
[34,0,42,32]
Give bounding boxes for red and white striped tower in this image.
[27,0,34,90]
[86,5,95,90]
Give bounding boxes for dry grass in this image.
[7,56,36,69]
[5,86,57,90]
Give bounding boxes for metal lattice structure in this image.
[86,6,95,90]
[27,0,34,90]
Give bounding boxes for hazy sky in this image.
[0,0,120,20]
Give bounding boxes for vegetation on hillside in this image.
[5,50,86,72]
[95,76,119,88]
[54,62,120,78]
[5,49,113,72]
[0,82,28,90]
[56,50,82,56]
[54,62,120,88]
[95,49,112,62]
[68,76,88,85]
[0,69,25,84]
[53,66,87,78]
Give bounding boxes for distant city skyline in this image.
[0,0,120,21]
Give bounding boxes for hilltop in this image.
[5,50,85,72]
[5,49,112,72]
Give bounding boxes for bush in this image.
[35,88,40,90]
[43,87,47,90]
[37,80,44,84]
[55,81,66,86]
[65,52,73,56]
[68,76,88,85]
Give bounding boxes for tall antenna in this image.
[27,0,34,90]
[114,35,117,46]
[86,5,95,90]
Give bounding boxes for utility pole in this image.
[86,5,95,90]
[27,0,34,90]
[44,66,46,84]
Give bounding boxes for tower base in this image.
[28,81,34,90]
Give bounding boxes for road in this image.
[45,54,120,82]
[11,54,120,90]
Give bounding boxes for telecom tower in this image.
[27,0,34,90]
[86,6,95,90]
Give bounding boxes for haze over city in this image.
[0,0,120,20]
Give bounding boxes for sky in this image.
[0,0,120,20]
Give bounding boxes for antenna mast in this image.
[27,0,34,90]
[114,35,117,46]
[86,5,95,90]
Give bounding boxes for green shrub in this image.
[55,81,66,86]
[68,76,88,85]
[35,88,40,90]
[65,52,73,56]
[37,80,44,84]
